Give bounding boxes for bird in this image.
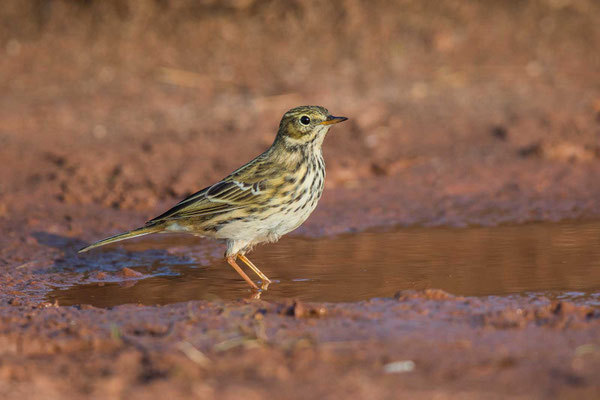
[79,105,347,291]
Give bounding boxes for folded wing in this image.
[146,160,271,224]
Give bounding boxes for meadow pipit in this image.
[79,106,347,290]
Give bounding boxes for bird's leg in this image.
[226,256,258,290]
[237,254,271,290]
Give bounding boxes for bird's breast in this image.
[272,154,325,233]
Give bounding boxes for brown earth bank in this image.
[1,0,600,398]
[1,292,599,399]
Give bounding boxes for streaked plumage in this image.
[79,105,347,290]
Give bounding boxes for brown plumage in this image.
[79,105,347,290]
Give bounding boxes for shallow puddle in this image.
[47,221,600,307]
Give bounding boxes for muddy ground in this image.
[1,0,600,398]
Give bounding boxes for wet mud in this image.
[2,0,600,398]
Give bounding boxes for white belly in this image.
[216,182,320,242]
[217,163,324,254]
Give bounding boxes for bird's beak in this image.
[320,115,348,125]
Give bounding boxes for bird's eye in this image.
[300,116,311,125]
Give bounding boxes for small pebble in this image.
[383,360,415,373]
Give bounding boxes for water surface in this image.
[47,221,600,307]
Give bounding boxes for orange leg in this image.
[226,256,258,290]
[238,254,271,290]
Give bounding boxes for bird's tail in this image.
[78,224,162,253]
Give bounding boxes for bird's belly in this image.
[213,203,314,242]
[213,191,321,243]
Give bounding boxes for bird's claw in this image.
[249,290,262,300]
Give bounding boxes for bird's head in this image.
[275,105,347,150]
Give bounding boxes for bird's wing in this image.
[146,157,273,224]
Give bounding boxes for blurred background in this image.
[1,0,599,215]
